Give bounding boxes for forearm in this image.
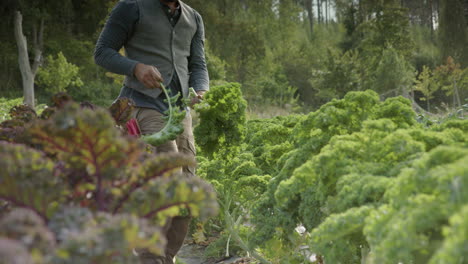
[93,0,139,76]
[189,58,209,92]
[94,44,138,76]
[189,11,209,92]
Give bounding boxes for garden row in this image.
[0,83,466,263]
[194,84,467,263]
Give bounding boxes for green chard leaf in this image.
[141,84,186,146]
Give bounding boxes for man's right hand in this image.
[134,63,164,89]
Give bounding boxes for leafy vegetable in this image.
[194,88,467,263]
[0,96,218,262]
[194,82,247,158]
[109,97,135,127]
[141,83,186,146]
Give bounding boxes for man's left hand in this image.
[190,90,206,107]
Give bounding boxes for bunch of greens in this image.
[141,84,186,146]
[194,82,247,158]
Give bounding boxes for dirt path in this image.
[177,244,206,264]
[177,244,249,264]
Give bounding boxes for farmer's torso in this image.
[124,0,197,99]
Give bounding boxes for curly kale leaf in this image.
[0,208,56,254]
[0,142,62,219]
[0,238,33,264]
[51,211,165,264]
[124,172,219,222]
[250,90,465,254]
[429,204,468,264]
[194,82,247,157]
[363,147,468,263]
[308,206,373,263]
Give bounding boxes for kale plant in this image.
[194,82,247,158]
[195,88,467,263]
[0,97,218,263]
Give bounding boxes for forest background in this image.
[0,0,467,116]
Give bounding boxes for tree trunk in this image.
[13,11,43,109]
[401,84,411,101]
[305,0,314,37]
[317,0,322,24]
[430,0,435,39]
[325,0,328,23]
[239,0,248,10]
[453,79,462,108]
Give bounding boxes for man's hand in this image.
[190,90,206,107]
[134,63,163,89]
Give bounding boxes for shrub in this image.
[36,52,83,95]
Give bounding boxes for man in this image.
[94,0,209,263]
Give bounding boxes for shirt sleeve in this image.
[188,11,210,92]
[94,0,139,76]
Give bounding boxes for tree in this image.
[303,0,315,38]
[13,11,43,108]
[310,49,361,102]
[439,0,468,66]
[364,47,415,98]
[36,52,83,95]
[317,0,323,23]
[358,3,414,59]
[433,57,467,108]
[402,0,436,30]
[413,65,438,111]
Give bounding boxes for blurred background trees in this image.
[0,0,466,113]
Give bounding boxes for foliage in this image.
[36,52,83,95]
[257,67,299,108]
[0,98,24,121]
[364,146,468,263]
[205,44,227,83]
[195,84,294,262]
[367,47,415,95]
[2,0,466,110]
[0,96,218,262]
[45,38,103,82]
[0,98,47,122]
[356,2,415,59]
[433,57,467,108]
[410,26,440,70]
[195,88,467,263]
[194,82,247,158]
[309,49,361,102]
[413,65,438,111]
[429,204,468,264]
[141,84,186,146]
[68,80,121,107]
